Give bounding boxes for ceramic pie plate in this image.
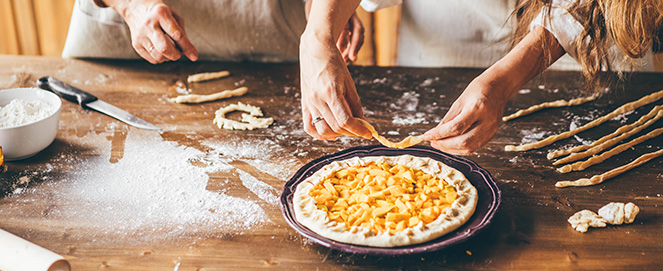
[280,145,501,255]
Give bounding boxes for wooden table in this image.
[1,55,663,270]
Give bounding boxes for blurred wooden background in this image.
[0,0,75,56]
[0,1,400,66]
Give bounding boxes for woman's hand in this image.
[299,0,370,140]
[299,33,371,140]
[105,0,198,64]
[424,26,567,155]
[423,80,507,155]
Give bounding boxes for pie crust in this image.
[293,155,477,247]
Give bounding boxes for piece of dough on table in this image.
[169,87,248,104]
[187,70,230,83]
[213,102,273,130]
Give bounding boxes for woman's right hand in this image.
[105,0,198,64]
[299,32,372,141]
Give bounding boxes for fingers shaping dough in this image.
[548,105,663,160]
[169,87,248,104]
[556,127,663,173]
[213,102,273,130]
[503,95,596,122]
[555,148,663,187]
[553,108,663,166]
[505,89,663,152]
[187,70,230,83]
[357,118,424,149]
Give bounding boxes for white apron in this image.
[363,0,581,69]
[62,0,306,62]
[397,0,517,68]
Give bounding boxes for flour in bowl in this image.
[0,99,55,128]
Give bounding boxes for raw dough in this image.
[555,148,663,187]
[502,95,596,122]
[556,127,663,173]
[553,109,663,166]
[548,105,663,160]
[357,118,424,149]
[568,210,607,233]
[293,155,477,247]
[505,89,663,152]
[213,102,273,130]
[568,202,639,233]
[598,202,640,225]
[187,70,230,83]
[169,87,248,104]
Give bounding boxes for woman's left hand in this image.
[423,80,507,155]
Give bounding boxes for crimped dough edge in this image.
[293,155,478,247]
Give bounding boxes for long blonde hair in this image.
[513,0,663,94]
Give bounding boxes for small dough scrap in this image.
[598,202,640,225]
[357,118,424,149]
[598,202,625,225]
[187,70,230,83]
[568,210,607,233]
[213,102,273,130]
[169,87,248,104]
[624,202,640,224]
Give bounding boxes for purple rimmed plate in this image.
[280,145,501,256]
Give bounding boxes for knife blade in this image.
[37,76,160,130]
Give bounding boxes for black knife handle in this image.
[37,76,98,108]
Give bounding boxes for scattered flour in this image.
[518,128,549,144]
[390,91,419,112]
[419,77,438,87]
[569,122,595,145]
[392,112,427,125]
[0,99,55,128]
[0,128,304,243]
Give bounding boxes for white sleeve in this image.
[529,0,584,60]
[360,0,402,12]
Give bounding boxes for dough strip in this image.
[556,148,663,187]
[357,118,424,149]
[502,95,596,122]
[169,87,248,104]
[187,70,230,83]
[548,105,663,159]
[552,107,663,165]
[505,89,663,152]
[556,126,663,173]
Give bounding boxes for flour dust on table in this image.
[0,127,304,243]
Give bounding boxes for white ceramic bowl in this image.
[0,87,62,161]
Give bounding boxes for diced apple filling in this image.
[309,162,457,234]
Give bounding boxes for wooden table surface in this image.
[1,55,663,270]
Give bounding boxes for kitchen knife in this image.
[37,76,160,130]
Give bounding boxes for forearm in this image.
[302,0,361,46]
[473,25,566,104]
[96,0,145,18]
